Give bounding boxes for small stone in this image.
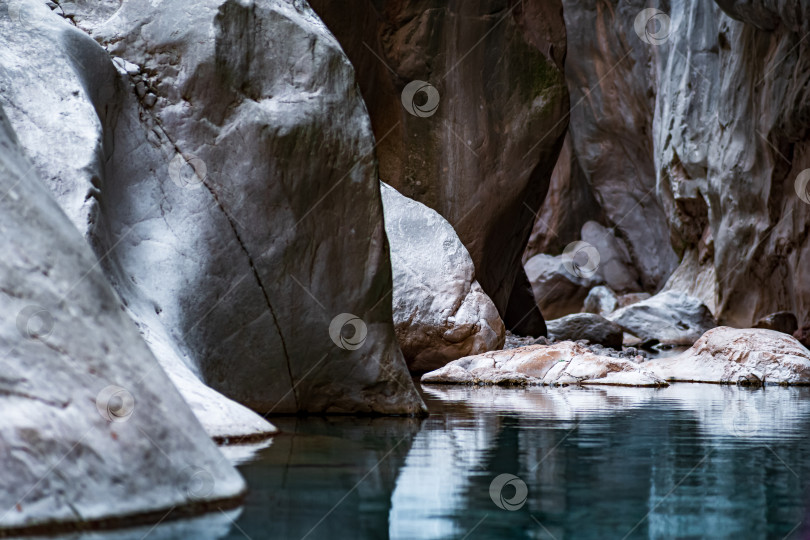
[143,93,157,108]
[135,81,147,98]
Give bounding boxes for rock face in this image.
[648,327,810,385]
[753,312,799,336]
[421,342,667,387]
[0,106,245,533]
[580,221,642,293]
[608,291,716,346]
[381,183,505,373]
[9,0,425,415]
[546,313,624,349]
[527,0,810,330]
[308,0,570,317]
[524,253,601,319]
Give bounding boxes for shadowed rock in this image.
[608,291,716,346]
[381,183,505,373]
[545,313,624,349]
[753,312,799,336]
[308,0,570,317]
[525,253,601,319]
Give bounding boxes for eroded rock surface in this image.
[421,342,666,387]
[525,253,601,319]
[0,105,245,534]
[608,291,716,346]
[10,0,425,415]
[648,327,810,385]
[381,183,505,373]
[308,0,569,316]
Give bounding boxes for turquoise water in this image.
[220,384,810,540]
[44,384,810,539]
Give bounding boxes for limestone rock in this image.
[381,183,505,373]
[583,286,619,316]
[421,342,667,387]
[308,0,570,316]
[580,221,642,293]
[608,291,716,346]
[524,253,601,319]
[0,105,244,534]
[545,313,624,349]
[14,0,425,415]
[648,327,810,385]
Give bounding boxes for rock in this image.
[503,265,548,338]
[545,313,624,349]
[308,0,570,317]
[14,0,425,415]
[381,183,505,373]
[421,342,667,387]
[524,254,601,319]
[753,312,799,336]
[795,325,810,349]
[504,331,537,350]
[580,221,643,293]
[583,286,619,316]
[647,327,810,386]
[617,292,652,308]
[0,105,245,533]
[608,291,716,346]
[524,134,605,259]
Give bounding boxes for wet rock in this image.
[608,291,716,346]
[648,327,810,386]
[308,0,570,317]
[22,0,425,415]
[421,342,667,387]
[753,312,799,336]
[0,105,245,533]
[545,313,624,349]
[381,183,505,373]
[524,254,601,319]
[583,286,619,316]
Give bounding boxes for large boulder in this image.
[0,0,278,438]
[648,327,810,385]
[608,291,716,346]
[381,183,505,373]
[524,253,601,319]
[12,0,425,415]
[308,0,570,317]
[753,311,799,336]
[0,105,245,534]
[545,313,624,349]
[583,286,619,316]
[421,342,667,387]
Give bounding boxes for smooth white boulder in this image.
[421,342,667,387]
[381,183,505,372]
[648,327,810,385]
[0,106,244,534]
